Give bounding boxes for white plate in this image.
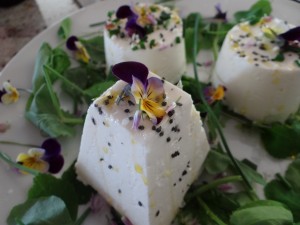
[0,0,299,224]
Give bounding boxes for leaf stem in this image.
[197,197,227,225]
[192,14,255,195]
[187,175,242,200]
[212,23,221,61]
[0,140,39,148]
[74,207,92,225]
[43,66,65,119]
[0,151,39,176]
[89,21,105,27]
[62,117,84,125]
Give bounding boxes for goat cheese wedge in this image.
[212,17,300,122]
[104,3,186,84]
[76,62,209,225]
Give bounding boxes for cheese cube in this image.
[76,71,209,225]
[104,3,186,84]
[212,17,300,122]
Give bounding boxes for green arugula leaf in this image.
[32,43,52,92]
[48,47,71,77]
[80,36,105,63]
[7,196,73,225]
[84,80,115,99]
[25,84,77,138]
[57,18,72,40]
[61,162,96,204]
[234,0,272,24]
[285,158,300,191]
[230,200,294,225]
[260,123,300,158]
[204,148,231,174]
[265,180,300,222]
[28,174,79,221]
[204,149,266,185]
[26,112,76,138]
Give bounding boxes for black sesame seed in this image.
[104,99,109,105]
[124,109,130,113]
[129,116,133,121]
[128,100,135,106]
[138,125,145,130]
[138,201,143,207]
[94,103,98,107]
[103,122,106,126]
[108,95,113,99]
[182,170,187,176]
[98,107,103,115]
[176,102,182,107]
[161,79,165,83]
[159,131,164,137]
[162,101,167,106]
[168,110,175,117]
[169,119,173,124]
[166,137,171,142]
[255,63,259,67]
[92,117,96,125]
[254,58,258,61]
[171,151,180,158]
[178,137,182,142]
[108,165,113,169]
[152,125,156,130]
[155,210,160,217]
[163,93,166,99]
[179,178,182,182]
[100,158,104,161]
[156,126,162,133]
[118,189,122,194]
[173,183,176,186]
[108,142,111,146]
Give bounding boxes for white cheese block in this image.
[212,17,300,122]
[76,71,209,225]
[104,3,186,84]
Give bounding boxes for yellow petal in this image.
[212,86,225,101]
[141,99,166,120]
[16,153,31,163]
[75,41,90,63]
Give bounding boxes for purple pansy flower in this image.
[214,3,227,22]
[66,35,90,63]
[278,26,300,43]
[16,138,64,174]
[116,5,146,38]
[112,61,166,129]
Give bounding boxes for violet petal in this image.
[41,138,61,157]
[126,16,146,38]
[279,26,300,42]
[45,154,64,174]
[214,3,227,21]
[116,5,134,19]
[111,61,149,85]
[0,89,5,102]
[66,36,79,51]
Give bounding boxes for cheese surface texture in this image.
[76,71,209,225]
[212,17,300,122]
[104,3,186,84]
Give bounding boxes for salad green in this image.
[1,0,300,224]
